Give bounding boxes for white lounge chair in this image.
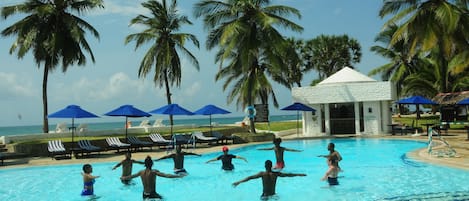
[106,137,131,152]
[77,124,88,135]
[191,131,218,147]
[55,122,69,133]
[77,140,102,152]
[47,140,70,159]
[152,119,165,127]
[149,133,172,145]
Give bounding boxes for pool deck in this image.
[1,130,468,170]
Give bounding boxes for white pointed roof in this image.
[318,67,376,85]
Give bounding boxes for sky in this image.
[0,0,388,127]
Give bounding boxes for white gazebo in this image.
[292,67,397,136]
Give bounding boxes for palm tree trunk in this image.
[163,71,174,126]
[248,69,256,134]
[42,65,49,133]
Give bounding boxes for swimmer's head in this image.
[145,156,153,169]
[274,138,282,146]
[83,164,92,173]
[265,160,273,170]
[222,146,229,152]
[125,151,132,159]
[328,143,335,151]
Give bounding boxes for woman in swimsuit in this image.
[81,164,100,196]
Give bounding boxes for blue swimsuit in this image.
[81,179,95,196]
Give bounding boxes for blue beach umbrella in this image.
[457,98,469,105]
[104,105,152,140]
[396,95,437,124]
[148,104,194,135]
[48,105,99,151]
[194,104,231,134]
[281,102,316,136]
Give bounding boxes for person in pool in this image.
[318,142,342,170]
[81,164,100,196]
[257,138,302,170]
[112,151,145,184]
[121,156,184,200]
[232,160,306,199]
[206,146,247,171]
[321,155,340,186]
[155,144,201,175]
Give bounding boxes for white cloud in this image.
[183,81,201,97]
[92,0,148,17]
[0,72,36,100]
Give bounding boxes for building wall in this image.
[294,81,396,136]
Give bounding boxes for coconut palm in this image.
[379,0,469,82]
[301,34,361,85]
[125,0,199,126]
[194,0,303,133]
[1,0,103,133]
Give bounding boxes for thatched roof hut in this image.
[433,91,469,105]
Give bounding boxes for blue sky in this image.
[0,0,387,126]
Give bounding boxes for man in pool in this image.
[318,142,342,170]
[257,138,302,170]
[232,160,306,199]
[155,144,201,175]
[206,146,247,170]
[112,151,145,184]
[121,156,184,199]
[321,155,340,186]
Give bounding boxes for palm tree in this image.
[301,34,361,85]
[379,0,469,92]
[194,0,303,133]
[125,0,199,126]
[1,0,103,133]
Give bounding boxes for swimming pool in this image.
[1,139,468,201]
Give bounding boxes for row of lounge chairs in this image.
[47,131,234,159]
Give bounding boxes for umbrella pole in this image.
[209,115,212,135]
[125,117,129,143]
[72,118,75,159]
[297,111,299,137]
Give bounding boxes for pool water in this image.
[1,139,468,201]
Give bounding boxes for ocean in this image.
[0,115,297,136]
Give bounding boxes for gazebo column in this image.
[324,103,331,135]
[354,102,361,135]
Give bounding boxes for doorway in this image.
[329,103,356,134]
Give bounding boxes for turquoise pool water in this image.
[1,139,468,201]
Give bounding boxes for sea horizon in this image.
[0,114,297,137]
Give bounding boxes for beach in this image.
[1,129,468,171]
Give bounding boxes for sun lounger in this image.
[212,131,234,144]
[191,131,218,147]
[77,140,103,155]
[173,134,194,148]
[149,133,172,146]
[55,122,69,133]
[127,136,153,151]
[106,137,131,152]
[47,140,71,159]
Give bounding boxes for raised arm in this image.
[206,157,219,163]
[279,172,307,177]
[132,159,145,165]
[257,147,274,151]
[155,170,184,178]
[121,171,141,180]
[284,147,302,152]
[112,161,123,170]
[232,172,263,187]
[183,152,202,157]
[155,154,174,161]
[236,155,248,163]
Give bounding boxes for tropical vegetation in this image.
[125,0,200,126]
[193,0,303,133]
[372,0,469,98]
[1,0,104,133]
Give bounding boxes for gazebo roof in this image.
[318,67,376,85]
[433,91,469,105]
